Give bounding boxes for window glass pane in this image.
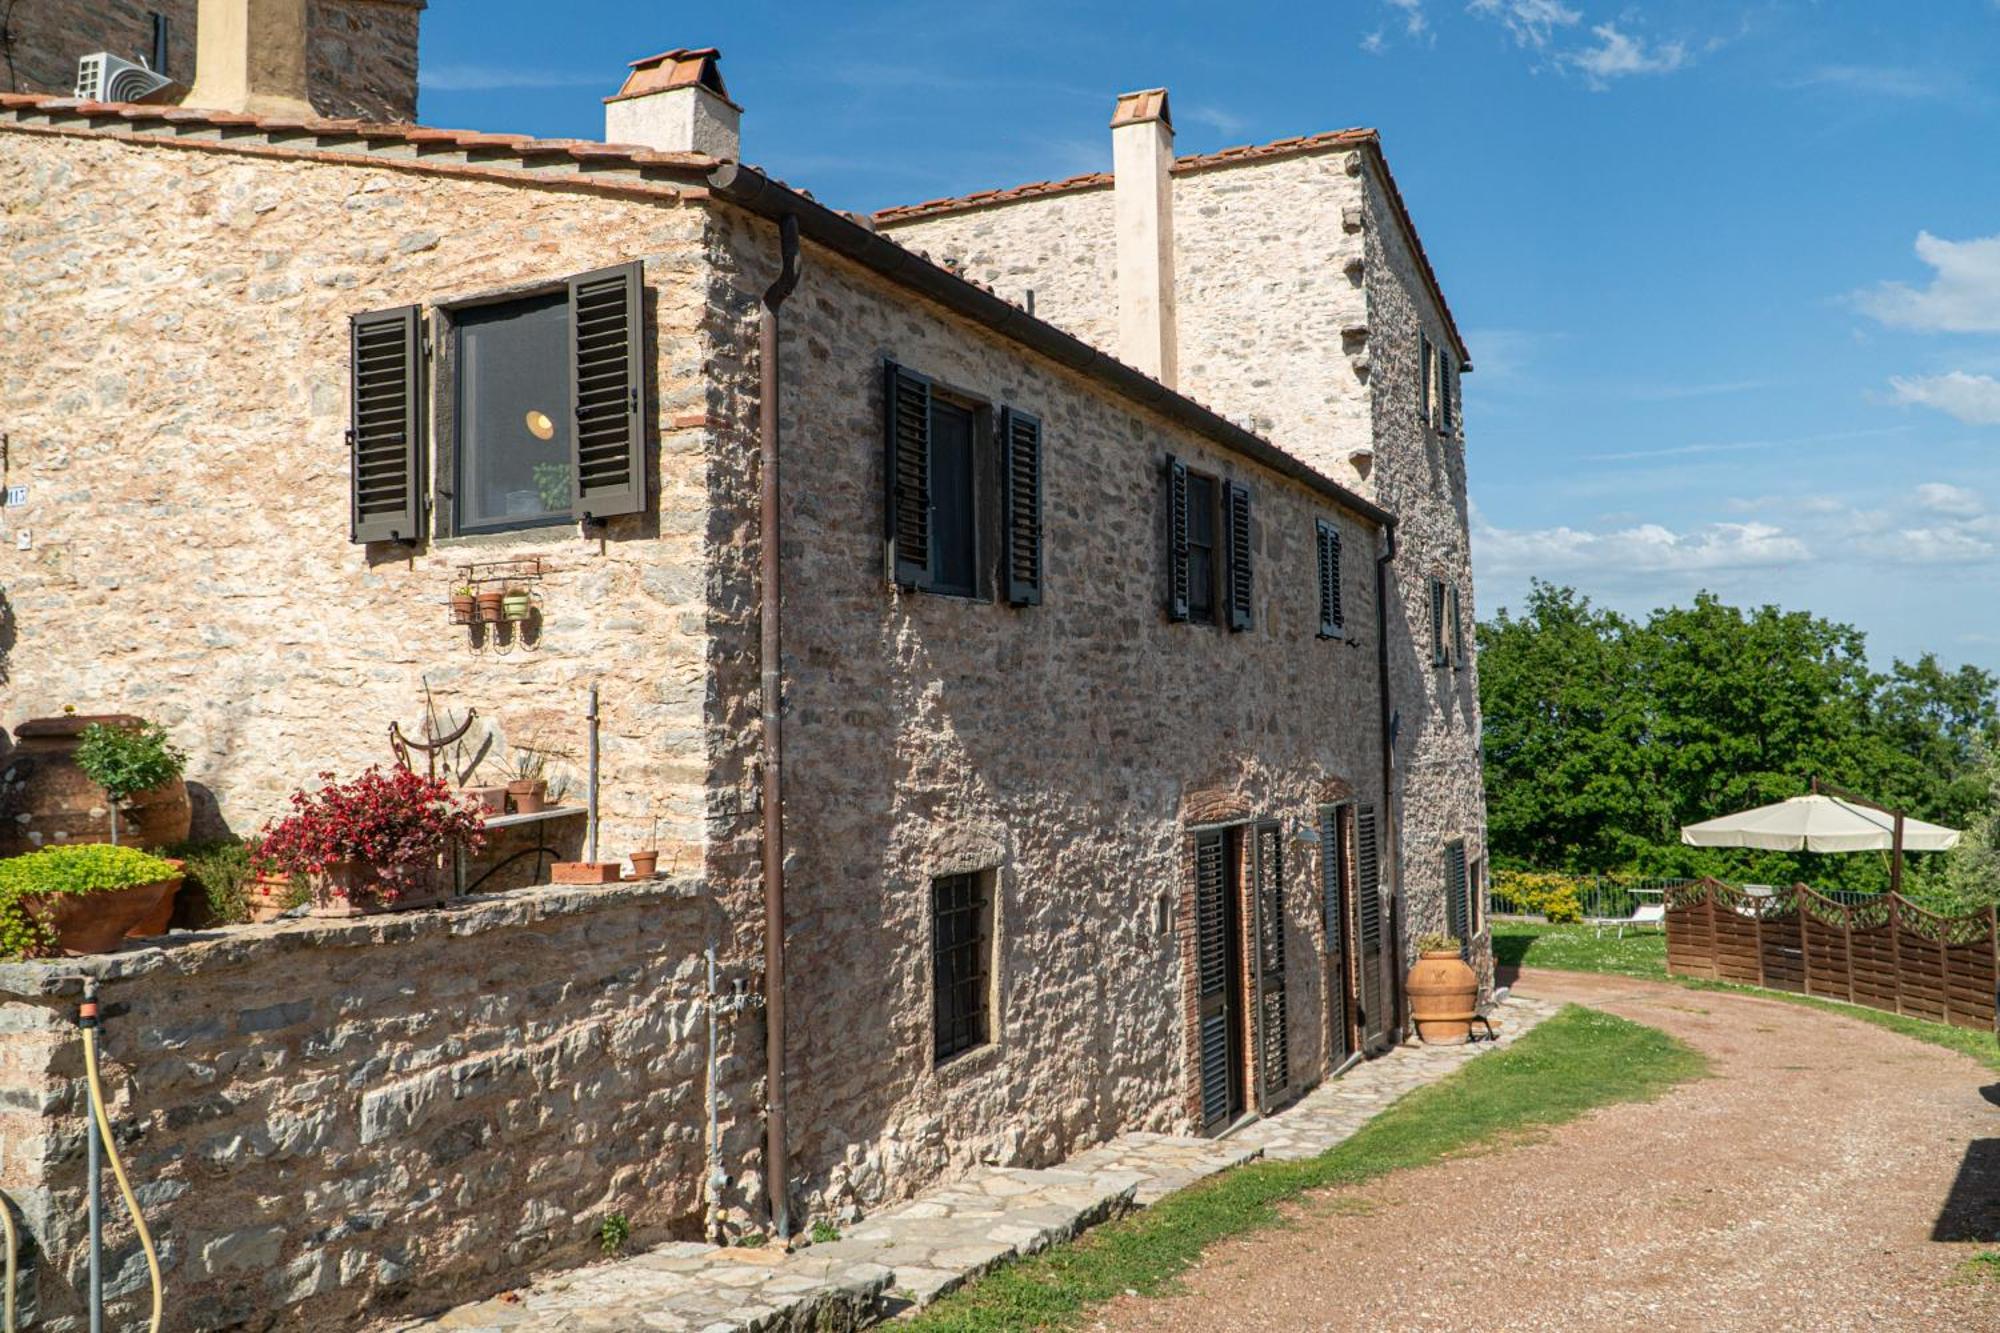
[1187,473,1217,623]
[456,293,572,533]
[930,399,978,596]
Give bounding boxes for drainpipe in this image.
[759,212,802,1241]
[1373,520,1403,1044]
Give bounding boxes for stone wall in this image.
[714,201,1390,1219]
[2,0,424,121]
[0,127,723,873]
[0,879,761,1331]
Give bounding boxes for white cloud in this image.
[420,65,604,93]
[1361,30,1389,55]
[1565,24,1689,88]
[1179,104,1250,135]
[1387,0,1430,38]
[1794,65,1969,103]
[1476,517,1808,579]
[1856,232,2000,333]
[1914,482,1985,517]
[1466,0,1581,49]
[1889,372,2000,426]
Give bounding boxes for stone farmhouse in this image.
[0,1,1486,1325]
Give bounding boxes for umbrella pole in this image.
[1891,811,1904,895]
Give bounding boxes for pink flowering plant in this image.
[259,767,485,903]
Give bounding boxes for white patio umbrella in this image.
[1680,786,1961,892]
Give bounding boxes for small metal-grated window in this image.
[932,872,990,1062]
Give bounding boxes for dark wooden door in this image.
[1195,829,1244,1132]
[1355,803,1390,1053]
[1321,804,1356,1069]
[1251,821,1289,1109]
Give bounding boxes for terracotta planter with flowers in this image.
[259,767,485,919]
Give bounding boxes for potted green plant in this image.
[501,587,533,623]
[450,585,476,625]
[506,746,548,814]
[476,588,506,624]
[258,767,485,916]
[73,720,188,847]
[0,845,184,957]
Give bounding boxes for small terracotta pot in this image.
[463,785,508,816]
[628,850,659,879]
[450,594,475,625]
[476,591,506,624]
[507,779,545,815]
[27,876,181,955]
[1407,949,1479,1044]
[501,590,533,622]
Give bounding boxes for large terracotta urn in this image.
[0,715,193,855]
[1407,947,1480,1044]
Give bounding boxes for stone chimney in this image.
[1110,88,1178,388]
[183,0,314,119]
[605,48,740,159]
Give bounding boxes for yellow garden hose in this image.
[81,1021,162,1333]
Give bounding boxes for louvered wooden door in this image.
[1321,804,1356,1069]
[1194,829,1244,1133]
[1251,822,1289,1109]
[1355,803,1391,1053]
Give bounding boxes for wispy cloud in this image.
[420,65,605,94]
[1856,231,2000,333]
[1793,65,1971,103]
[1387,0,1431,38]
[1179,104,1251,135]
[1889,372,2000,426]
[1583,425,1913,463]
[1477,516,1808,578]
[1565,23,1689,89]
[1915,482,1985,517]
[1466,0,1581,50]
[1626,377,1774,402]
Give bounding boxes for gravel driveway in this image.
[1094,970,2000,1331]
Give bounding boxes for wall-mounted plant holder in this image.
[453,557,549,652]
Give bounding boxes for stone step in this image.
[1062,1130,1265,1204]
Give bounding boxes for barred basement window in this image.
[932,871,993,1063]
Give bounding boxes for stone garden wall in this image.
[0,878,759,1331]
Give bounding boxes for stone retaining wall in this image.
[0,879,757,1331]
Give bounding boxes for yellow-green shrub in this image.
[1495,869,1585,923]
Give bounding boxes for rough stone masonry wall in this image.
[0,127,723,871]
[1362,170,1489,989]
[714,203,1388,1221]
[2,0,424,121]
[0,880,761,1331]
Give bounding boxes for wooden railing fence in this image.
[1665,878,1999,1032]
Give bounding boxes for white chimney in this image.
[1110,88,1178,388]
[604,47,740,159]
[183,0,313,119]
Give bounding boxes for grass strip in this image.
[1494,919,2000,1074]
[909,1005,1705,1332]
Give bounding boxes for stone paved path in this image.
[399,995,1558,1332]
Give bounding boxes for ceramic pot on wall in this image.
[0,715,193,855]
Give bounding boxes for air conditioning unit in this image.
[75,52,174,104]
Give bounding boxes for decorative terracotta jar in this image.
[0,714,193,855]
[1407,948,1480,1044]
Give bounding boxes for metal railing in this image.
[1490,873,1886,922]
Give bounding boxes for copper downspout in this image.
[759,213,802,1240]
[1374,520,1403,1044]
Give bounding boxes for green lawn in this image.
[1493,917,2000,1075]
[908,1006,1705,1332]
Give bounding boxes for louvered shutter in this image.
[348,305,425,544]
[1419,332,1432,426]
[1253,821,1289,1103]
[1321,804,1352,1068]
[1316,519,1344,639]
[1000,407,1044,607]
[1439,353,1455,433]
[567,261,646,521]
[1444,841,1470,946]
[1355,803,1386,1052]
[884,361,933,588]
[1194,830,1233,1130]
[1450,583,1465,668]
[1167,457,1191,621]
[1429,577,1447,666]
[1224,481,1253,632]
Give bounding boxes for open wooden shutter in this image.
[1194,830,1233,1130]
[1321,804,1353,1069]
[884,361,933,588]
[1445,841,1470,946]
[1000,407,1044,606]
[1253,821,1289,1105]
[1316,519,1343,639]
[348,305,425,544]
[1167,457,1190,621]
[1449,583,1465,668]
[1419,332,1433,426]
[567,261,646,521]
[1355,803,1387,1052]
[1224,481,1253,632]
[1439,352,1455,433]
[1429,577,1447,666]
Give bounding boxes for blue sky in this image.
[418,1,2000,671]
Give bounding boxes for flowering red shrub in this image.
[260,767,485,902]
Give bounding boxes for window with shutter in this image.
[1444,840,1469,947]
[1224,482,1253,632]
[884,361,933,588]
[349,305,425,545]
[1429,577,1447,666]
[1355,803,1387,1052]
[1000,407,1044,606]
[568,261,647,522]
[1167,457,1191,621]
[1316,519,1344,639]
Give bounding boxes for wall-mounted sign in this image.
[2,486,24,507]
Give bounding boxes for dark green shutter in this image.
[1253,821,1289,1102]
[1439,352,1455,433]
[1167,457,1190,621]
[348,305,425,544]
[1194,830,1232,1130]
[567,261,646,521]
[1000,407,1044,607]
[1429,577,1447,666]
[884,361,933,588]
[1316,519,1343,639]
[1224,481,1253,632]
[1445,841,1470,946]
[1419,332,1432,425]
[1321,804,1351,1068]
[1450,583,1465,668]
[1355,803,1386,1052]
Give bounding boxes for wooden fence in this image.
[1665,879,1999,1033]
